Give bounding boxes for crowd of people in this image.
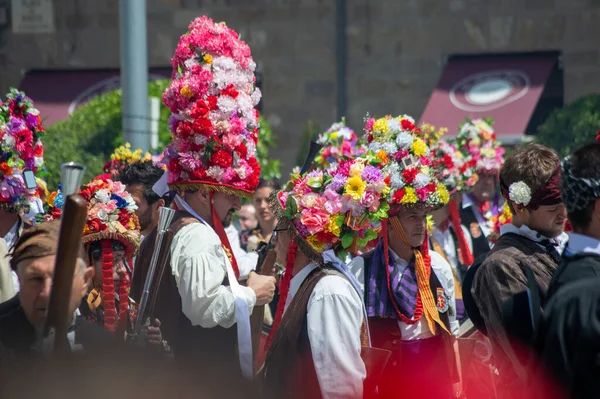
[0,15,598,399]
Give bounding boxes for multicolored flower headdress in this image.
[104,143,152,177]
[364,114,449,212]
[162,16,262,197]
[0,89,46,212]
[35,188,64,223]
[455,117,505,176]
[423,125,477,195]
[271,158,389,260]
[315,119,366,169]
[79,177,141,254]
[79,176,140,333]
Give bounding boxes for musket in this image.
[251,141,323,370]
[146,229,175,318]
[131,207,176,337]
[42,162,86,354]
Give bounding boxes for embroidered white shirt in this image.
[285,263,366,399]
[348,250,459,341]
[431,224,473,273]
[499,223,569,255]
[563,232,600,257]
[170,222,256,328]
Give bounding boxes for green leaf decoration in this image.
[341,233,354,249]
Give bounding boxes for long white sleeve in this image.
[307,275,366,398]
[170,223,256,328]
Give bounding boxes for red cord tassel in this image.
[448,199,474,267]
[116,259,131,336]
[101,240,116,332]
[264,240,297,355]
[210,192,240,280]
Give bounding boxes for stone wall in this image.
[0,0,598,173]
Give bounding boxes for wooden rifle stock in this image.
[146,229,175,319]
[43,194,88,353]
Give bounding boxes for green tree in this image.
[535,94,600,158]
[43,78,281,189]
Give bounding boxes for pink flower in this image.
[416,187,429,201]
[300,208,329,235]
[361,191,376,208]
[365,118,375,132]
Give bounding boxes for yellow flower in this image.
[203,54,213,64]
[499,202,512,224]
[480,148,496,158]
[47,191,57,207]
[330,132,339,140]
[345,175,367,200]
[426,214,434,234]
[324,217,341,237]
[401,187,418,204]
[382,186,390,196]
[411,138,428,157]
[306,235,327,252]
[349,160,365,177]
[373,118,389,134]
[180,85,193,99]
[437,183,450,204]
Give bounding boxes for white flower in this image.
[401,115,415,124]
[95,189,110,204]
[390,170,405,189]
[368,142,382,153]
[2,133,15,147]
[207,166,224,181]
[413,173,431,189]
[338,127,353,139]
[193,134,208,145]
[382,141,398,154]
[217,95,238,115]
[97,208,109,221]
[387,119,400,133]
[124,195,138,212]
[508,181,532,206]
[395,132,413,149]
[34,157,44,168]
[235,167,247,179]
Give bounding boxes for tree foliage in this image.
[535,94,600,158]
[42,79,280,189]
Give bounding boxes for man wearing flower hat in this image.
[428,137,476,322]
[349,115,463,398]
[130,16,276,394]
[314,118,367,169]
[471,143,568,398]
[456,118,505,258]
[261,154,394,398]
[0,89,47,303]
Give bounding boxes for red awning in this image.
[18,68,171,126]
[418,53,560,144]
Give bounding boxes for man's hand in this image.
[144,318,163,346]
[247,271,276,306]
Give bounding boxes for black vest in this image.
[459,205,491,259]
[546,252,600,302]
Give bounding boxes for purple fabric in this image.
[366,241,418,319]
[456,298,465,320]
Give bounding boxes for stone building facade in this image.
[0,0,598,172]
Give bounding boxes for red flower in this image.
[212,150,233,168]
[88,218,103,232]
[597,129,600,142]
[176,121,193,137]
[246,157,261,189]
[79,187,94,201]
[191,168,206,180]
[393,150,409,162]
[168,159,182,174]
[50,207,62,220]
[367,134,373,143]
[443,154,454,168]
[221,84,239,99]
[401,119,416,131]
[191,100,210,119]
[193,118,213,136]
[237,142,248,158]
[426,182,437,193]
[207,96,218,110]
[118,208,131,225]
[393,189,405,203]
[402,168,418,184]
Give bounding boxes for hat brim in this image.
[82,231,139,258]
[168,180,253,199]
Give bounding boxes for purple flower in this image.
[7,116,25,134]
[326,174,346,192]
[294,219,310,238]
[25,113,38,130]
[169,115,179,132]
[306,170,322,180]
[178,152,204,170]
[24,157,35,170]
[362,165,383,183]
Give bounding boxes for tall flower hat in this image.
[162,15,262,196]
[79,176,141,333]
[363,115,452,335]
[455,117,505,176]
[364,114,450,212]
[0,89,46,212]
[425,127,477,267]
[315,118,367,169]
[265,158,389,353]
[104,143,152,178]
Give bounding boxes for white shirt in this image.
[564,232,600,257]
[285,263,366,399]
[462,194,492,242]
[431,224,473,273]
[225,223,258,280]
[499,223,569,255]
[348,250,460,341]
[170,222,256,328]
[3,219,20,294]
